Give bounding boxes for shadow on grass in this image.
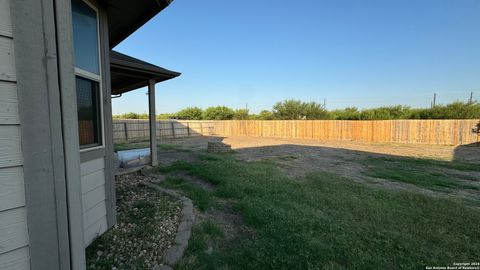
[454,141,480,163]
[165,154,480,269]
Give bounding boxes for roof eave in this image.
[110,61,181,79]
[103,0,174,48]
[109,51,181,95]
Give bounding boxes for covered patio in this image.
[110,50,180,166]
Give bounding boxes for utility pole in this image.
[323,99,326,110]
[431,93,437,108]
[469,92,473,103]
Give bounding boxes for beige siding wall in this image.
[80,157,108,246]
[0,0,30,269]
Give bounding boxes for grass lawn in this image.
[114,140,185,152]
[156,153,480,270]
[364,157,480,191]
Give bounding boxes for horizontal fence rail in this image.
[113,119,480,145]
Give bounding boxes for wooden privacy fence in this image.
[113,119,480,145]
[211,120,480,145]
[112,120,215,142]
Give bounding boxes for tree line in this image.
[113,99,480,120]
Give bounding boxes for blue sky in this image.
[112,0,480,114]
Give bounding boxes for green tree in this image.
[359,106,413,120]
[233,109,250,120]
[203,106,235,120]
[122,112,140,119]
[117,112,149,119]
[304,101,329,119]
[157,113,175,120]
[407,108,424,119]
[383,105,413,119]
[176,107,203,120]
[329,107,361,120]
[273,100,304,120]
[362,108,394,120]
[273,100,327,120]
[138,113,149,119]
[257,110,275,120]
[114,100,480,121]
[420,101,480,119]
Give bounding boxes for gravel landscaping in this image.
[86,173,182,270]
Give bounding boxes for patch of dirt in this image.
[364,176,479,204]
[191,201,254,246]
[157,136,224,152]
[157,149,200,165]
[153,135,480,203]
[220,136,479,163]
[156,135,480,179]
[228,141,377,182]
[206,203,253,241]
[148,165,252,252]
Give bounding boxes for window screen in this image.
[72,0,99,75]
[76,76,102,147]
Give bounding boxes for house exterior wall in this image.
[0,0,31,269]
[2,0,116,268]
[78,0,116,247]
[81,158,108,245]
[7,0,116,268]
[54,0,89,267]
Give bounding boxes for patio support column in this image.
[148,79,158,166]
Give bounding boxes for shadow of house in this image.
[150,134,480,189]
[453,143,480,164]
[201,137,480,205]
[453,121,480,163]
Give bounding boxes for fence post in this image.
[200,122,203,135]
[187,122,190,137]
[124,122,128,141]
[171,121,175,138]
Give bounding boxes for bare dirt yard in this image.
[157,135,480,199]
[158,135,480,163]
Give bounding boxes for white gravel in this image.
[86,173,182,270]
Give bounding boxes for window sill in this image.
[80,146,106,163]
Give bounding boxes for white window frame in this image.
[74,0,105,153]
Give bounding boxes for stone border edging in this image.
[114,165,146,176]
[141,168,195,270]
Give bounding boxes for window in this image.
[76,76,102,147]
[72,0,99,74]
[72,0,103,149]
